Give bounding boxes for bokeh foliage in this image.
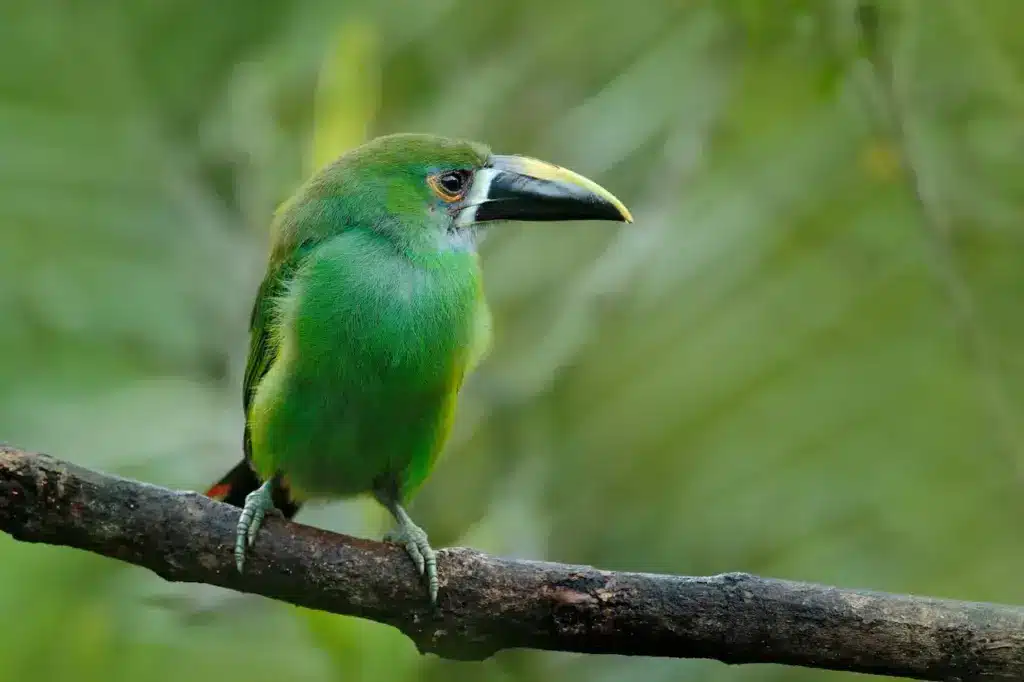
[2,1,1023,680]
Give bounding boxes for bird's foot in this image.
[385,519,438,603]
[235,480,278,573]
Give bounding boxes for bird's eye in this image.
[429,171,469,202]
[440,173,464,194]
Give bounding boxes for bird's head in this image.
[293,133,632,254]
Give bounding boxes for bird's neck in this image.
[281,229,483,379]
[387,218,479,260]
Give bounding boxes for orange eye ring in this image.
[428,171,469,202]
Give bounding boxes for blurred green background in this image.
[2,0,1023,680]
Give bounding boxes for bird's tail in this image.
[205,460,302,519]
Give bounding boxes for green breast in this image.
[248,229,484,499]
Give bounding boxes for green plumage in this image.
[209,132,631,601]
[249,228,483,501]
[245,135,491,504]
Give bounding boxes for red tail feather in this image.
[205,482,232,500]
[205,460,301,519]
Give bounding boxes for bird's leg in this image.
[234,476,280,573]
[377,490,438,603]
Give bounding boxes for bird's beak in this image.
[461,154,633,226]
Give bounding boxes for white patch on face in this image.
[431,215,478,253]
[455,167,497,229]
[443,227,477,252]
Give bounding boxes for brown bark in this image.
[0,445,1021,680]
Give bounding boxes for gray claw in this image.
[235,480,275,573]
[388,523,438,602]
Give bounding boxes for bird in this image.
[205,133,632,602]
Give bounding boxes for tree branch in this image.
[0,445,1021,680]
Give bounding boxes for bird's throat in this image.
[441,224,478,253]
[284,231,483,380]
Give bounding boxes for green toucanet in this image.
[205,133,632,601]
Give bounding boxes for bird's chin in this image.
[442,224,480,252]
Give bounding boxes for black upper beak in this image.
[465,154,633,225]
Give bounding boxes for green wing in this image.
[242,240,315,461]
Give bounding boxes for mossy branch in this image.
[0,445,1021,680]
